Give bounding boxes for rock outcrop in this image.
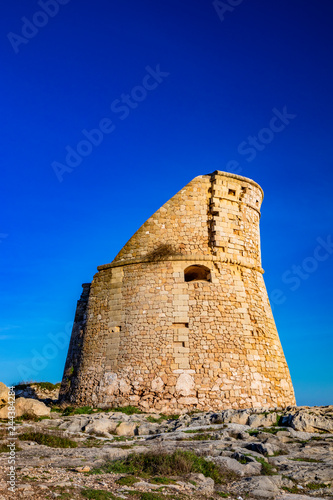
[0,404,332,499]
[0,397,51,419]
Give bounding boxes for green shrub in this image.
[112,406,143,415]
[253,457,277,475]
[20,413,50,422]
[139,494,165,500]
[247,429,259,436]
[0,443,22,453]
[36,382,61,391]
[276,415,284,426]
[146,414,178,423]
[62,406,95,416]
[306,482,329,490]
[16,382,60,391]
[150,477,176,484]
[90,450,236,484]
[19,432,77,448]
[282,486,299,494]
[82,489,119,499]
[115,476,138,486]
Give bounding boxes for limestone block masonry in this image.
[60,171,296,412]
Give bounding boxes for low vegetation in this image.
[17,413,50,422]
[19,431,77,448]
[115,475,138,486]
[289,457,322,463]
[112,406,143,415]
[252,456,277,475]
[15,382,60,391]
[306,482,330,490]
[282,485,300,494]
[150,476,176,485]
[62,405,96,416]
[89,450,237,484]
[82,489,119,500]
[146,414,179,423]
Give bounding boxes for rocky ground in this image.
[0,384,332,500]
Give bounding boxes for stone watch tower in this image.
[60,171,295,412]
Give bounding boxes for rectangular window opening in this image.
[111,326,121,333]
[228,189,236,196]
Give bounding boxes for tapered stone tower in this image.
[60,171,295,412]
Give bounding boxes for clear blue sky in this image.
[0,0,332,406]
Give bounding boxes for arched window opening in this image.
[184,265,211,282]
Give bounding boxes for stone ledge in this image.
[97,255,264,274]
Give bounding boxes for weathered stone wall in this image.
[59,171,295,411]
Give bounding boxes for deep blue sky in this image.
[1,0,332,406]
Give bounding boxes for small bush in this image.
[140,494,165,500]
[306,482,329,490]
[35,382,61,391]
[253,457,277,475]
[15,382,60,391]
[269,450,288,457]
[146,414,178,423]
[82,489,118,499]
[62,406,95,416]
[50,407,63,413]
[19,432,77,448]
[282,486,299,494]
[20,413,50,422]
[112,406,143,415]
[90,450,235,484]
[164,414,179,421]
[247,429,259,436]
[146,416,164,424]
[115,476,138,486]
[0,443,22,453]
[150,477,176,485]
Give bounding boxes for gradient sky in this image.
[0,0,332,406]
